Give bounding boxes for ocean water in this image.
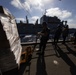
[20,34,54,43]
[20,34,37,42]
[20,33,72,43]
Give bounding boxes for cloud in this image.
[68,24,76,28]
[42,0,54,6]
[46,7,72,19]
[16,18,25,22]
[22,2,30,11]
[30,16,40,23]
[25,0,54,11]
[11,0,23,9]
[16,16,40,23]
[68,18,76,28]
[11,0,31,12]
[68,19,73,23]
[11,0,54,11]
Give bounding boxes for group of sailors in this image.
[37,21,76,55]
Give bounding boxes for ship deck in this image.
[19,41,76,75]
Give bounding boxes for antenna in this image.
[44,9,46,15]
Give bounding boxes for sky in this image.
[0,0,76,28]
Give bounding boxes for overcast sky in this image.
[0,0,76,28]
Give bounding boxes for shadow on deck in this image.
[19,42,76,75]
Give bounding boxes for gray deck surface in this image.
[19,42,76,75]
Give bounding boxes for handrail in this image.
[21,40,72,46]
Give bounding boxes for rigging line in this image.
[16,0,32,16]
[21,4,32,17]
